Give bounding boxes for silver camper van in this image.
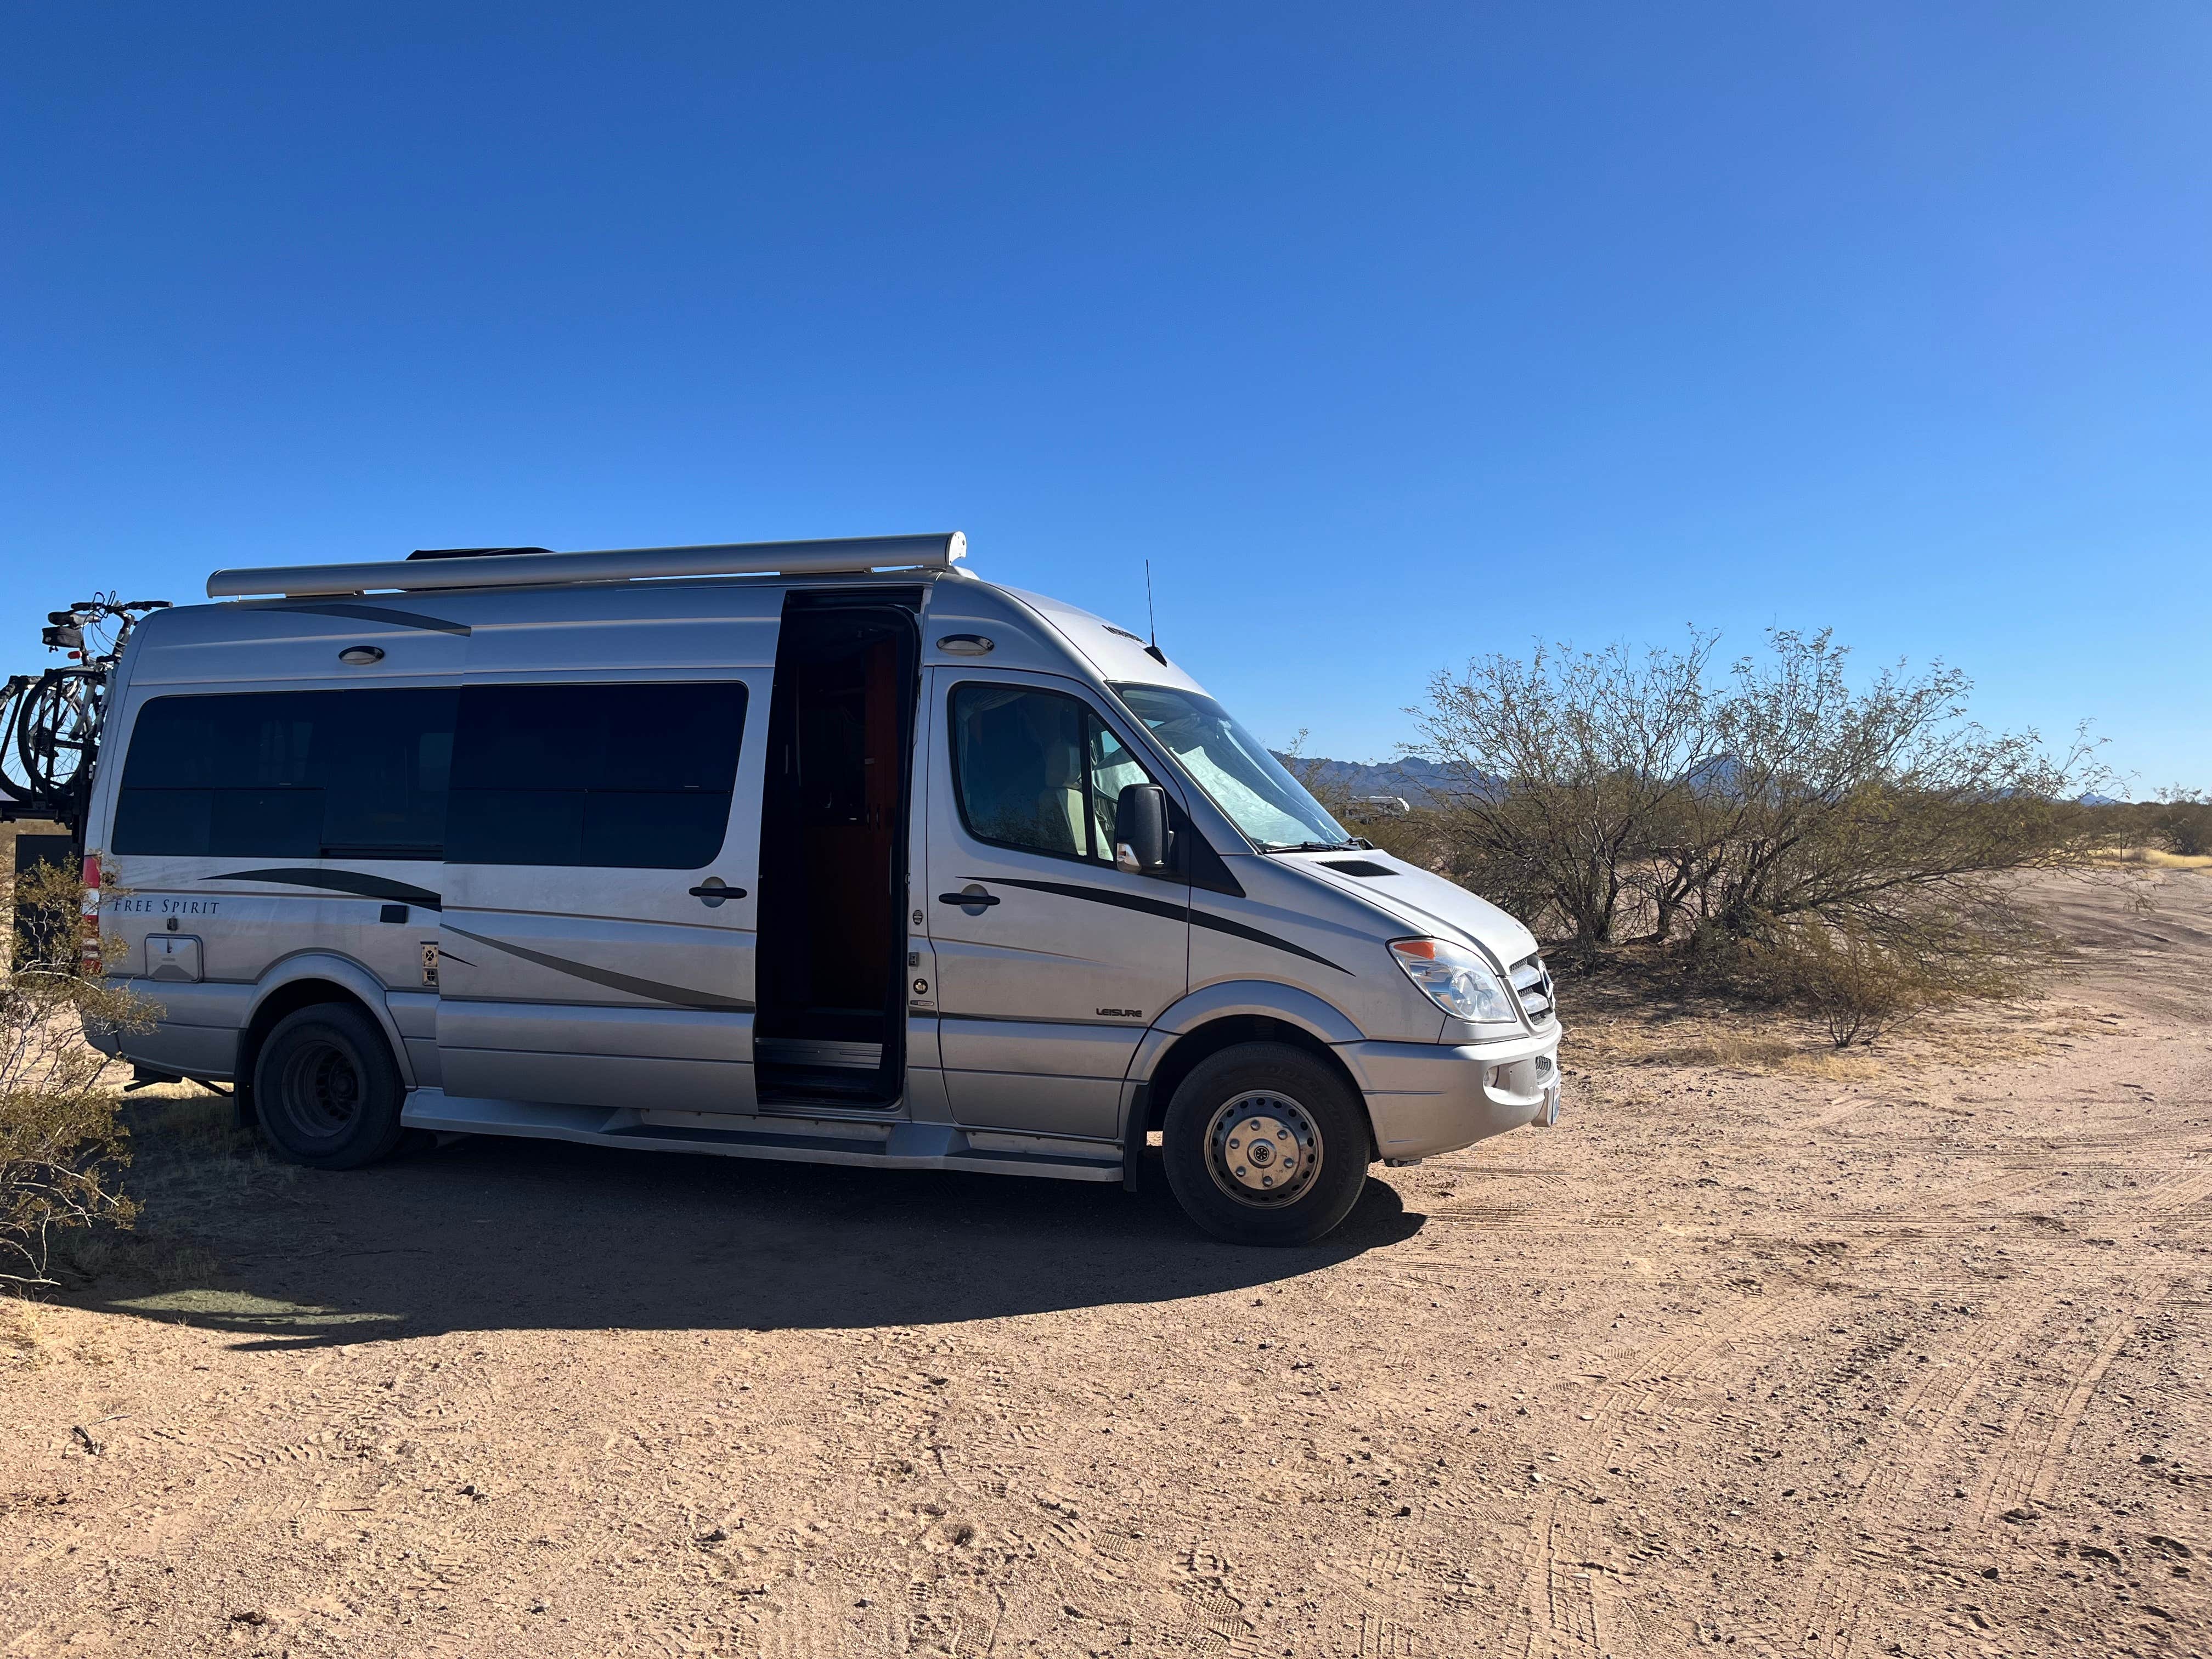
[83,534,1560,1245]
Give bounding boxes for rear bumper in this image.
[1338,1028,1563,1163]
[89,977,243,1079]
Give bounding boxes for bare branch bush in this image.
[1678,631,2113,949]
[2,860,154,1289]
[1404,628,2113,1043]
[1409,634,1722,951]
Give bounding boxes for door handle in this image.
[689,878,745,907]
[938,887,1000,908]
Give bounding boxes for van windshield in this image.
[1110,684,1355,851]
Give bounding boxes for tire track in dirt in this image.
[2146,1162,2212,1214]
[1756,1276,2090,1659]
[1491,1287,1832,1659]
[1983,1300,2148,1520]
[1517,1498,1601,1659]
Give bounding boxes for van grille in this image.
[1509,953,1555,1025]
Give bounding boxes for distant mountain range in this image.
[1280,754,2123,811]
[1274,753,1463,808]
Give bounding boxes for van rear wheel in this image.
[252,1003,407,1170]
[1162,1042,1368,1245]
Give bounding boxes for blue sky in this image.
[5,4,2207,790]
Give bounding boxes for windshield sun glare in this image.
[1109,684,1352,851]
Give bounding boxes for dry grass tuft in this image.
[1564,963,2070,1081]
[42,1086,289,1292]
[0,1295,50,1367]
[1573,1015,1887,1079]
[49,1226,224,1291]
[2112,846,2212,872]
[119,1087,296,1212]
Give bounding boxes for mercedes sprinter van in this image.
[83,534,1560,1244]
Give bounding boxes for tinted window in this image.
[949,683,1154,864]
[113,689,456,860]
[446,681,746,868]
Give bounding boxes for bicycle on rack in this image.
[0,593,170,831]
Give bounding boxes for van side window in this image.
[445,682,746,869]
[949,684,1154,865]
[112,689,457,860]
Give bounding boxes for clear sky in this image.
[5,5,2207,791]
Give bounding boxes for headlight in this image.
[1389,937,1519,1024]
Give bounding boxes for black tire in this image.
[1161,1042,1369,1245]
[251,1003,407,1170]
[0,675,36,802]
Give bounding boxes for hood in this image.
[1277,851,1541,968]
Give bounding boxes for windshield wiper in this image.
[1260,839,1362,854]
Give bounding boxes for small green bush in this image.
[2,860,153,1289]
[2149,789,2212,857]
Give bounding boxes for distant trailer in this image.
[1351,795,1412,818]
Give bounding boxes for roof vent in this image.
[407,546,556,561]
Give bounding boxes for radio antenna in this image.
[1142,558,1167,664]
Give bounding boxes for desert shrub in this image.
[1403,627,2108,1020]
[1279,733,1457,871]
[1410,630,2112,950]
[1748,924,1916,1046]
[2,859,151,1289]
[1409,635,1722,949]
[2147,788,2212,857]
[1730,910,2036,1047]
[1352,803,1458,871]
[1670,634,2111,952]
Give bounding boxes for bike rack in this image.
[2,597,171,850]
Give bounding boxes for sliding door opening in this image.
[753,593,918,1106]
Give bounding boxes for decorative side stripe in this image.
[1187,907,1355,976]
[991,876,1188,926]
[988,876,1352,975]
[207,868,443,910]
[274,601,471,637]
[441,924,754,1012]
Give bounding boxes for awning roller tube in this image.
[207,532,966,599]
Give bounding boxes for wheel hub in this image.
[1205,1091,1323,1209]
[281,1039,363,1138]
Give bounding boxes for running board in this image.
[400,1090,1124,1183]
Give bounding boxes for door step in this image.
[400,1090,1124,1182]
[755,1038,882,1069]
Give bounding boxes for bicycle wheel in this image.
[0,675,40,803]
[14,668,104,802]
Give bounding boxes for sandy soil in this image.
[3,874,2209,1657]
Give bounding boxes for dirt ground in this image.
[3,873,2209,1658]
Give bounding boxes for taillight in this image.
[80,853,102,975]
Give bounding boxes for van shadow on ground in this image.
[81,1134,1425,1350]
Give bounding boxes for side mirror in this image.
[1114,783,1174,874]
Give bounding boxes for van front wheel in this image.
[252,1003,407,1170]
[1162,1042,1368,1245]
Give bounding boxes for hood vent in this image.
[1319,859,1394,877]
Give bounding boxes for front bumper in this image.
[1337,1026,1564,1163]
